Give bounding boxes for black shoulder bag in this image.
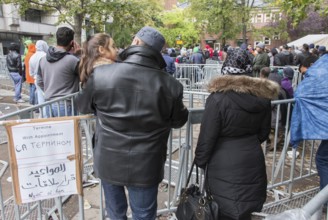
[176,161,219,220]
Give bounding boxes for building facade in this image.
[247,7,285,49]
[0,4,57,55]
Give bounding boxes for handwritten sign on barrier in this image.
[4,117,84,204]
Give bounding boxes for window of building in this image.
[272,13,282,22]
[23,9,42,23]
[264,13,271,22]
[256,14,263,23]
[263,37,271,45]
[249,14,255,23]
[273,32,280,40]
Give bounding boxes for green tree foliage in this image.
[105,0,164,48]
[157,9,199,48]
[258,0,328,43]
[4,0,163,45]
[271,0,327,26]
[188,0,257,45]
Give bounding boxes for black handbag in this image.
[176,161,219,220]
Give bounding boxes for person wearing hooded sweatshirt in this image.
[281,67,294,98]
[274,45,294,66]
[22,39,32,62]
[205,44,214,58]
[24,44,36,105]
[37,27,80,117]
[29,40,49,116]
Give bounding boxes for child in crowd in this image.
[79,33,117,88]
[281,67,294,98]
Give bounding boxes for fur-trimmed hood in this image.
[208,75,280,100]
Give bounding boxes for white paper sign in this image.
[9,119,80,203]
[11,120,75,165]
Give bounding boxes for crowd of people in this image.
[5,26,328,219]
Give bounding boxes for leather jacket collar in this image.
[119,45,166,70]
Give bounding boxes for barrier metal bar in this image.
[175,64,302,92]
[303,185,328,217]
[0,160,8,220]
[0,90,324,219]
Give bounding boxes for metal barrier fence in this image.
[0,53,302,95]
[175,64,302,92]
[175,64,223,91]
[0,91,324,219]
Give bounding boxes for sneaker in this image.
[16,99,25,103]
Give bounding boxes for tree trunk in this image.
[73,13,84,45]
[241,0,247,44]
[222,22,226,46]
[222,38,226,47]
[242,19,247,44]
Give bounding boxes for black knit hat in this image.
[283,67,294,79]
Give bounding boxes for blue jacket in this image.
[290,54,328,147]
[162,54,176,75]
[191,51,204,64]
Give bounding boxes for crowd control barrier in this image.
[175,63,302,92]
[0,91,325,219]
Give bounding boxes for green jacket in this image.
[253,52,270,76]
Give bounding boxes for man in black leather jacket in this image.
[6,43,25,103]
[76,26,188,220]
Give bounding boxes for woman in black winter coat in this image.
[195,48,280,220]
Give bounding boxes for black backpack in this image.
[204,50,210,59]
[179,56,191,64]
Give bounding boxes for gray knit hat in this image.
[136,26,165,52]
[256,42,265,49]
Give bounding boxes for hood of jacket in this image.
[24,39,32,46]
[46,46,69,63]
[208,75,280,100]
[27,44,36,54]
[36,40,49,53]
[119,45,166,70]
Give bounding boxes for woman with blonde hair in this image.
[79,33,117,87]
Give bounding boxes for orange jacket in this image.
[24,44,36,84]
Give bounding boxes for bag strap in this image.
[185,160,199,188]
[203,164,214,199]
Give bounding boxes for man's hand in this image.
[69,41,81,56]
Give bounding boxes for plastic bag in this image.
[290,54,328,147]
[265,208,310,220]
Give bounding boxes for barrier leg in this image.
[99,179,104,220]
[78,195,84,220]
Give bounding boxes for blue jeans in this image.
[35,82,48,118]
[9,72,22,101]
[49,102,75,117]
[316,140,328,190]
[102,180,158,220]
[29,83,37,105]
